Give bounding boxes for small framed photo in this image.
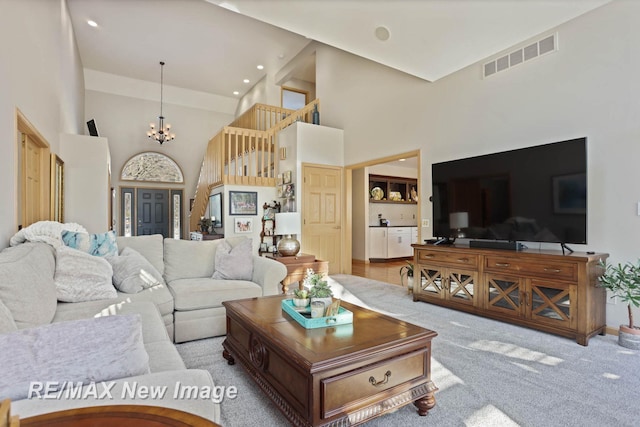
[276,173,283,186]
[229,191,257,215]
[234,218,253,234]
[283,170,292,184]
[277,185,284,198]
[283,183,295,199]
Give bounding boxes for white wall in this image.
[315,1,640,327]
[59,134,111,234]
[0,0,84,248]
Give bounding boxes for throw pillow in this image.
[0,299,17,334]
[54,246,117,302]
[0,243,57,329]
[61,230,118,257]
[212,238,254,280]
[106,247,165,294]
[0,314,150,401]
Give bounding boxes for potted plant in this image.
[198,216,212,234]
[400,261,415,294]
[304,269,333,311]
[598,259,640,349]
[292,288,309,307]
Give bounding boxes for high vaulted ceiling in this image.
[68,0,611,99]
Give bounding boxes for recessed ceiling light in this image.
[233,91,239,95]
[374,26,390,41]
[87,20,98,27]
[256,65,264,70]
[243,79,250,84]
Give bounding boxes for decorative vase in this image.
[618,325,640,349]
[407,276,414,294]
[312,104,320,125]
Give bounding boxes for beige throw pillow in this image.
[54,246,116,302]
[212,238,254,280]
[107,247,165,294]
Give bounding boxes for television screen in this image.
[432,138,587,244]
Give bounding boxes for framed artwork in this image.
[283,183,295,199]
[552,173,586,214]
[234,218,253,233]
[283,170,292,184]
[229,191,258,215]
[277,185,284,198]
[276,173,283,186]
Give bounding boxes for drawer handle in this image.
[457,257,469,263]
[422,254,435,259]
[544,268,561,273]
[369,370,392,387]
[495,263,510,268]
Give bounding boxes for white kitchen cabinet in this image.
[387,227,412,258]
[411,227,419,244]
[369,228,388,259]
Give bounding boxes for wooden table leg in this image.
[413,380,438,416]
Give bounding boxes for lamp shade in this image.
[449,212,469,229]
[275,212,301,236]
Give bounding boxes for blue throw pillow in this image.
[61,230,118,257]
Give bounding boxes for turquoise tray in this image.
[281,299,353,329]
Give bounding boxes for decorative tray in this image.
[281,299,353,329]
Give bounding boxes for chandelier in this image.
[147,61,175,144]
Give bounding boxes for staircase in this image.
[189,100,320,232]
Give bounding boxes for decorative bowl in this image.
[292,298,310,308]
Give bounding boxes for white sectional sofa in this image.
[0,233,287,422]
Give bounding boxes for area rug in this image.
[177,275,640,427]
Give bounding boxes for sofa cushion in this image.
[212,238,253,281]
[0,299,17,333]
[0,243,57,328]
[107,247,165,294]
[0,314,149,401]
[168,278,262,311]
[116,234,165,276]
[163,238,222,282]
[61,230,118,257]
[54,246,117,302]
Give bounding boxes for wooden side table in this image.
[265,253,329,294]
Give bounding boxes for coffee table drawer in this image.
[321,350,426,418]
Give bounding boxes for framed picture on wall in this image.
[229,191,258,215]
[234,218,253,233]
[283,170,292,184]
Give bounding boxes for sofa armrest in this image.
[251,256,287,296]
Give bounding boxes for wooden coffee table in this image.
[222,296,438,426]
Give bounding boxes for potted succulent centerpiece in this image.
[400,261,415,294]
[304,268,333,311]
[292,288,310,307]
[598,259,640,349]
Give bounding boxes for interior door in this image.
[137,189,170,237]
[21,134,48,228]
[302,164,343,274]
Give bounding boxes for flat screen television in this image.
[209,193,223,228]
[431,137,587,245]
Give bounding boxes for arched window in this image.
[121,151,184,183]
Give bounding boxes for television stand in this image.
[411,243,608,345]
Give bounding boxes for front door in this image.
[301,164,343,274]
[137,189,170,236]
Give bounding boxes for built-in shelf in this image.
[369,174,418,204]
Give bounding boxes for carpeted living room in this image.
[3,1,640,426]
[177,274,640,427]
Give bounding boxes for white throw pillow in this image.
[0,314,150,401]
[54,246,116,302]
[212,238,254,280]
[106,247,165,294]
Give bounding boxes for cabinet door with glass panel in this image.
[417,266,477,307]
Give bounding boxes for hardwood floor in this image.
[350,259,410,287]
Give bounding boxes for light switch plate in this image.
[421,219,430,227]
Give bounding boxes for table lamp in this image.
[275,212,301,256]
[449,212,469,239]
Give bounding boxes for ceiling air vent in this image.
[483,33,558,78]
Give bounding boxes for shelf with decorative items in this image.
[259,201,280,255]
[369,174,418,204]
